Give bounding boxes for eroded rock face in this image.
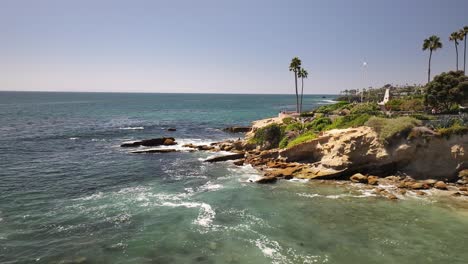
[278,127,468,181]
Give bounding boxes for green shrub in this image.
[385,99,404,111]
[365,116,421,142]
[251,124,285,149]
[401,98,425,112]
[350,102,380,115]
[305,117,332,132]
[326,114,372,130]
[285,122,303,132]
[282,117,294,125]
[437,124,468,138]
[300,112,315,117]
[278,137,289,148]
[410,113,435,121]
[314,101,350,114]
[287,131,317,148]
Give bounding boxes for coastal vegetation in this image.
[289,57,309,113]
[423,35,443,83]
[425,71,468,112]
[449,31,463,71]
[289,57,302,113]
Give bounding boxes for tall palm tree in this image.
[461,26,468,74]
[289,57,302,113]
[297,68,308,113]
[422,35,443,83]
[449,31,462,71]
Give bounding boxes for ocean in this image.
[1,91,467,264]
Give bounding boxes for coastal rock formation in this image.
[204,153,245,163]
[278,126,468,181]
[121,137,177,147]
[223,126,251,133]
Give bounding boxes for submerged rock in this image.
[204,153,245,163]
[121,137,176,147]
[167,128,177,131]
[255,176,278,184]
[130,148,178,154]
[223,126,251,133]
[233,159,244,166]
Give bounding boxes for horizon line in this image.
[0,90,339,96]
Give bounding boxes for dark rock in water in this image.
[167,128,177,131]
[163,138,176,145]
[204,153,245,162]
[223,126,251,133]
[233,159,245,166]
[197,145,215,151]
[256,176,278,184]
[130,148,178,154]
[120,137,176,147]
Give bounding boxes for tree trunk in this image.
[294,72,299,113]
[465,34,467,74]
[428,50,432,83]
[300,77,304,113]
[455,42,459,71]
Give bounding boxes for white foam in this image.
[74,192,104,201]
[227,164,262,182]
[159,201,216,229]
[297,191,376,199]
[119,126,144,130]
[198,181,223,192]
[287,178,310,183]
[69,137,79,140]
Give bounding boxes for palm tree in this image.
[297,68,308,113]
[461,26,468,74]
[289,57,302,113]
[449,31,462,71]
[422,35,443,83]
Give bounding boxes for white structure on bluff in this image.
[378,88,390,106]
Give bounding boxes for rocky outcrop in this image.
[204,153,245,163]
[278,127,468,181]
[131,148,178,154]
[223,126,251,133]
[121,137,177,147]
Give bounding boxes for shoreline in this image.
[122,118,468,201]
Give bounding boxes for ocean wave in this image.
[251,234,329,264]
[119,126,144,130]
[297,191,377,199]
[226,164,262,182]
[159,201,217,229]
[198,181,223,192]
[69,137,79,140]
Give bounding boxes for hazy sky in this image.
[1,0,467,94]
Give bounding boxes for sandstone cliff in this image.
[278,126,467,181]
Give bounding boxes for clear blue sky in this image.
[1,0,467,94]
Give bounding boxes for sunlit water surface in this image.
[1,92,467,264]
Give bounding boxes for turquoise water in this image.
[1,92,468,264]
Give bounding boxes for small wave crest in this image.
[119,126,144,130]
